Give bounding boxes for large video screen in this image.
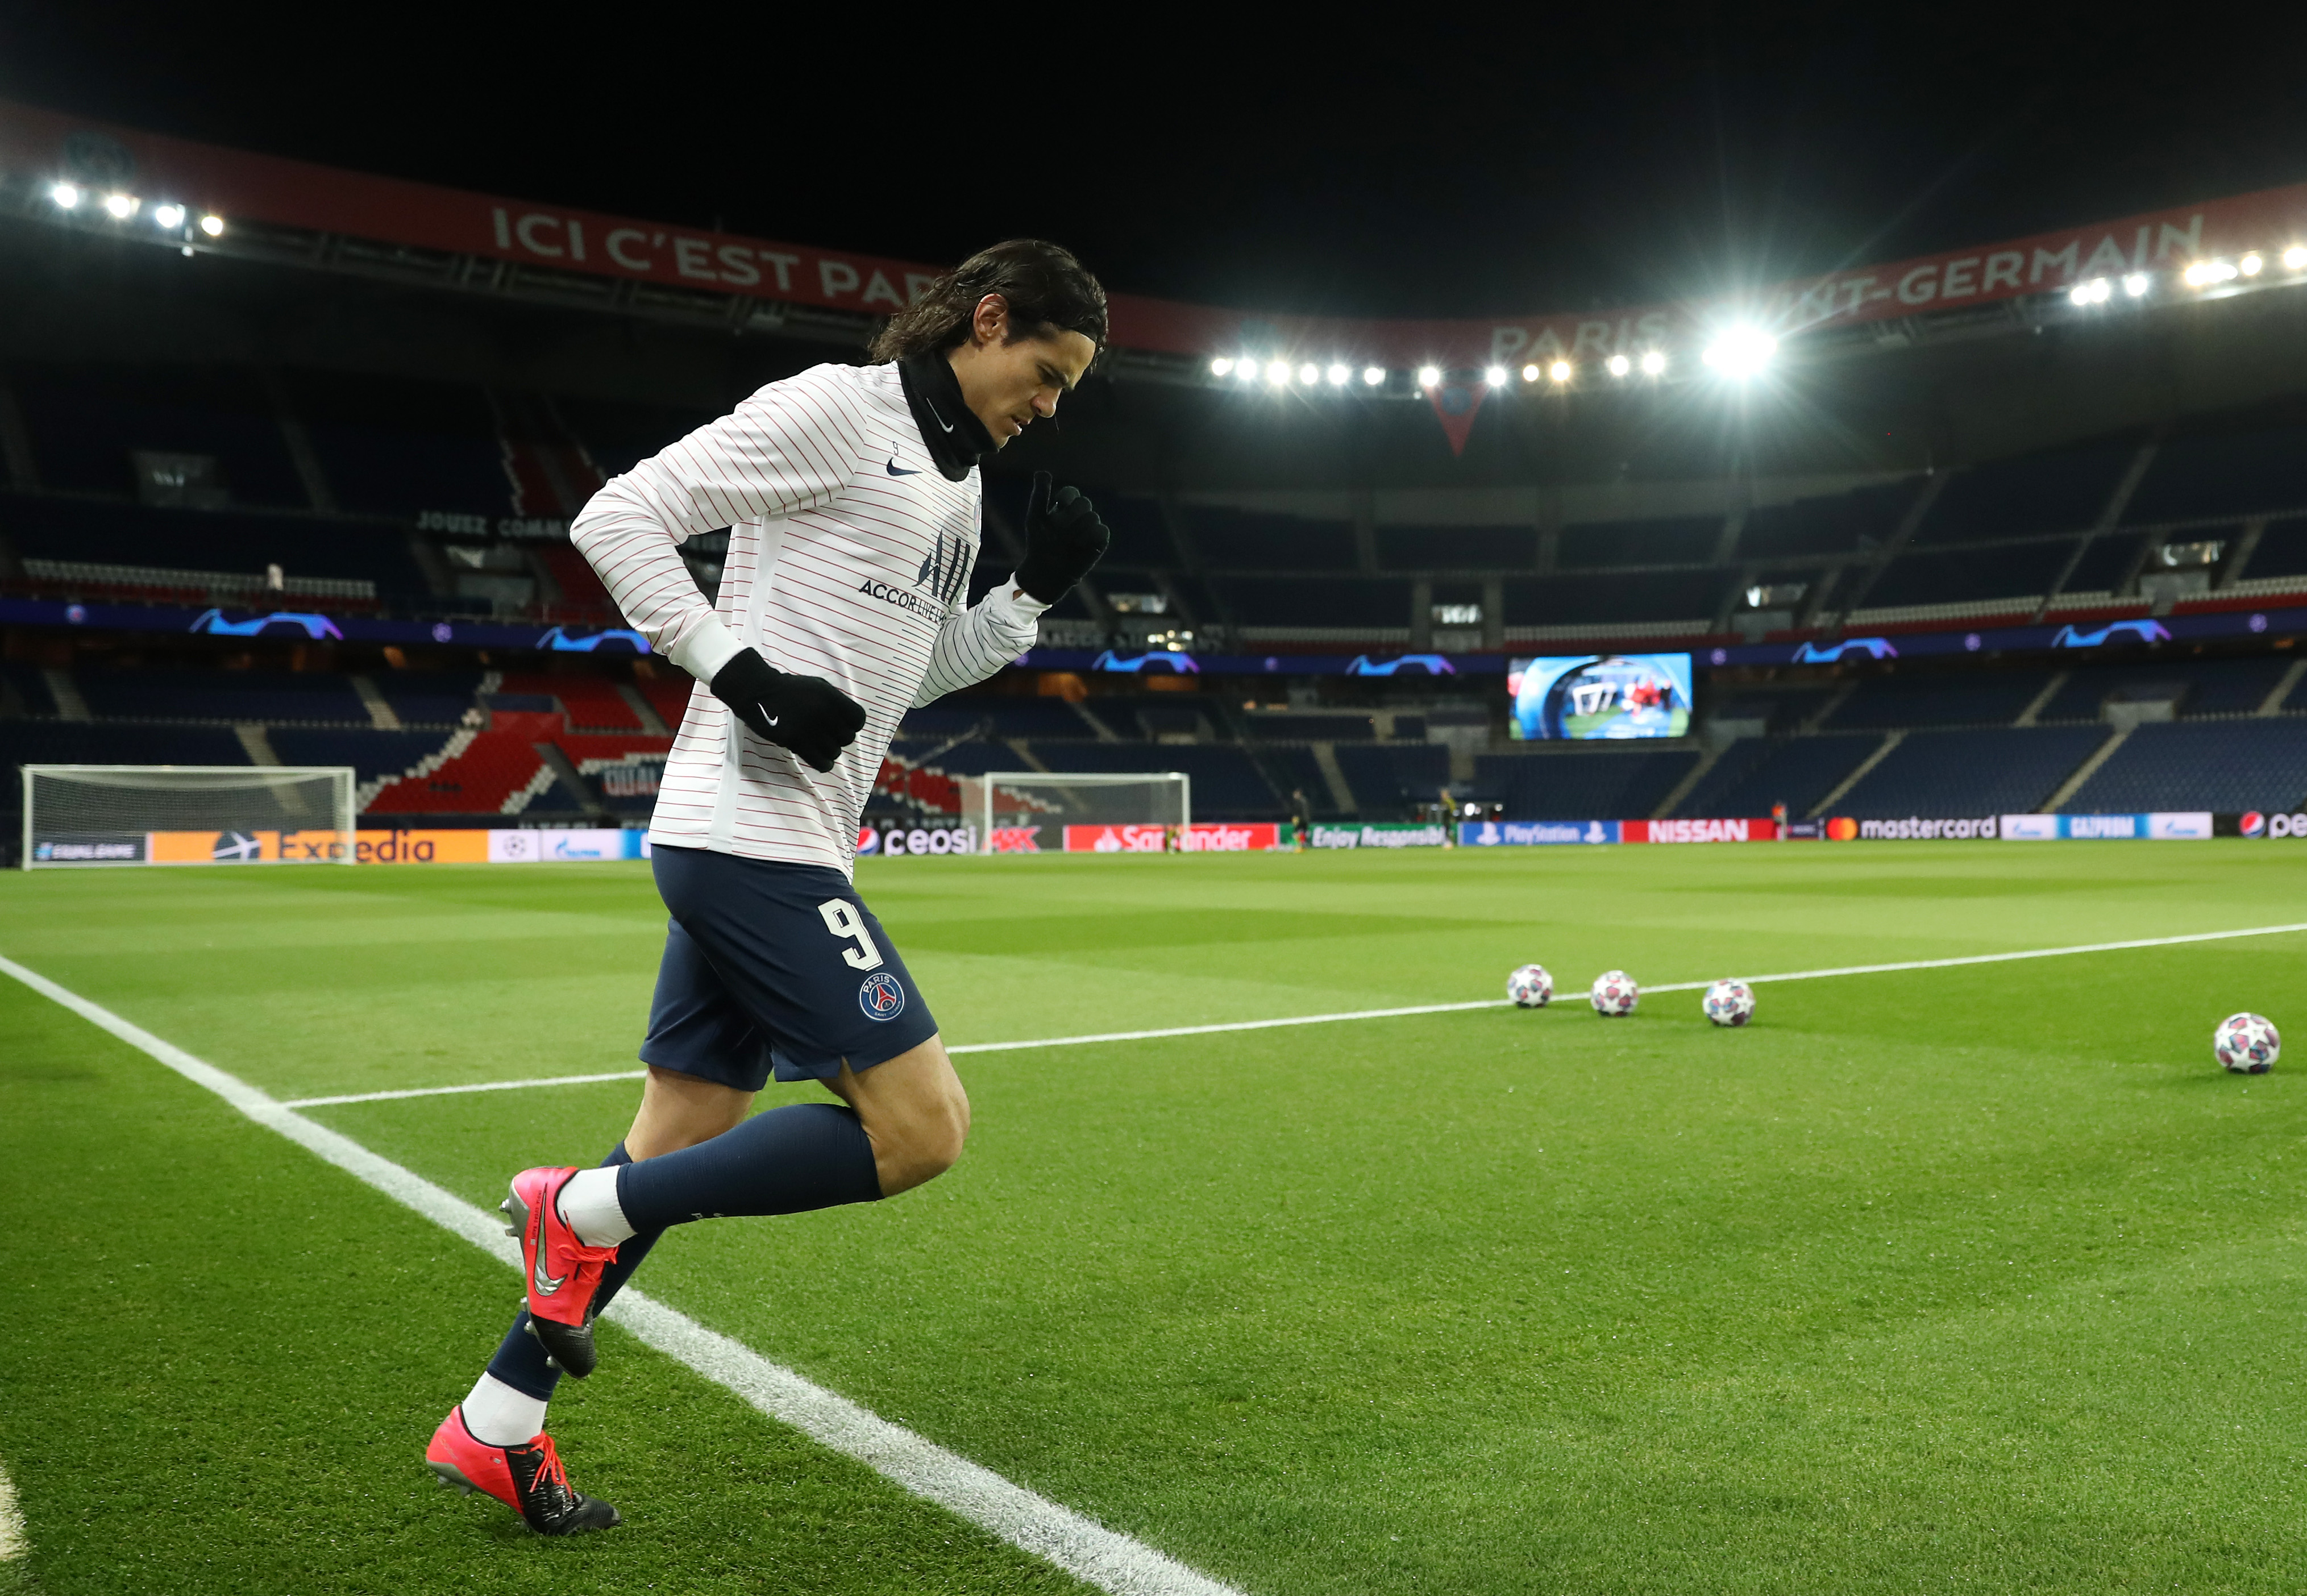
[1508,654,1693,741]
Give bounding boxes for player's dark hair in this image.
[868,239,1108,364]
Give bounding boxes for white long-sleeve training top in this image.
[569,360,1045,874]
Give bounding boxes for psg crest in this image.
[857,972,906,1021]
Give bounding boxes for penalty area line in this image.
[0,952,1246,1596]
[0,1457,23,1561]
[272,917,2307,1109]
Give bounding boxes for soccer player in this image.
[425,239,1111,1533]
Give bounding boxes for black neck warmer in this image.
[897,349,996,482]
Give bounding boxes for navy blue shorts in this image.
[640,844,938,1091]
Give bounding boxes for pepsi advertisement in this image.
[1508,654,1693,741]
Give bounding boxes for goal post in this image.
[963,771,1190,854]
[21,765,358,868]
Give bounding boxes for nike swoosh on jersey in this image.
[886,457,922,475]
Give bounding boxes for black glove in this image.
[709,647,865,772]
[1014,471,1110,604]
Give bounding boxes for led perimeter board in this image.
[1508,654,1693,741]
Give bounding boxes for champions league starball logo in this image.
[857,972,906,1021]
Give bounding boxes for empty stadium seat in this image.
[0,495,432,599]
[2032,657,2292,723]
[1244,713,1375,741]
[1178,505,1356,571]
[1859,543,2073,609]
[2125,419,2307,524]
[498,672,643,732]
[1558,516,1721,568]
[289,369,511,520]
[74,668,369,725]
[268,727,461,787]
[1482,747,1699,820]
[1671,734,1876,819]
[2245,517,2307,579]
[1910,438,2137,544]
[1223,577,1409,628]
[11,362,309,508]
[1502,570,1724,626]
[1335,743,1452,816]
[1834,726,2107,817]
[2060,719,2307,813]
[1824,671,2054,730]
[375,670,483,726]
[1741,480,1922,558]
[1030,741,1282,818]
[1377,525,1535,570]
[363,729,554,814]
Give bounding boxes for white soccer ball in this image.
[1590,970,1638,1017]
[1507,963,1553,1008]
[1703,979,1756,1027]
[2215,1012,2281,1074]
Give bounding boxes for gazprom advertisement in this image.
[1508,654,1693,741]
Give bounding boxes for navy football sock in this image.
[615,1102,882,1231]
[484,1142,665,1402]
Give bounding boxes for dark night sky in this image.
[6,4,2307,320]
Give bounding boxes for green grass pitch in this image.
[2,839,2305,1594]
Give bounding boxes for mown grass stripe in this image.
[0,951,1246,1596]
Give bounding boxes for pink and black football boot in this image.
[425,1406,620,1535]
[502,1165,619,1379]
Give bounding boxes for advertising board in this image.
[855,824,980,857]
[1996,813,2215,840]
[1457,820,1621,846]
[1306,822,1452,849]
[2241,811,2307,838]
[1622,818,1778,843]
[1062,823,1282,853]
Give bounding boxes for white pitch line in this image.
[0,953,1243,1596]
[284,1069,646,1108]
[275,918,2307,1108]
[0,1459,23,1561]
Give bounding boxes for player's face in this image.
[949,295,1098,447]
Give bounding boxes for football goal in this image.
[961,771,1190,854]
[21,765,358,868]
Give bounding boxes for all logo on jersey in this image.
[915,531,972,606]
[858,971,906,1021]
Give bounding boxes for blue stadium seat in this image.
[2246,517,2307,579]
[2034,658,2293,724]
[1672,734,1877,818]
[907,740,1021,777]
[1029,741,1282,818]
[375,671,482,726]
[1825,671,2054,730]
[1910,439,2137,544]
[1377,526,1535,570]
[0,662,57,717]
[74,669,369,725]
[12,362,308,507]
[1,494,431,598]
[2061,720,2307,813]
[1834,726,2106,817]
[1741,480,1922,558]
[1501,571,1724,625]
[1482,747,1699,820]
[1558,517,1721,568]
[2058,532,2154,594]
[289,369,510,519]
[1223,577,1410,628]
[268,728,461,787]
[1859,543,2073,608]
[2125,421,2307,524]
[1334,743,1453,816]
[971,699,1103,739]
[1,721,251,781]
[1095,494,1177,567]
[1180,505,1355,571]
[1248,745,1336,817]
[1244,713,1375,741]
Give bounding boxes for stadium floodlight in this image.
[2122,272,2150,298]
[1236,359,1260,383]
[1265,360,1291,385]
[1298,363,1320,385]
[2184,260,2238,287]
[2241,252,2265,276]
[1362,366,1385,386]
[1640,350,1668,376]
[49,181,80,209]
[2069,278,2111,306]
[1548,359,1572,383]
[1702,327,1776,377]
[1325,363,1350,386]
[1209,357,1233,377]
[1417,365,1441,387]
[152,203,185,229]
[102,193,138,219]
[1484,366,1510,387]
[1606,354,1631,377]
[1521,363,1541,383]
[2287,246,2307,271]
[199,214,225,237]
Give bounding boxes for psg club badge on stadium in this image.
[857,972,907,1022]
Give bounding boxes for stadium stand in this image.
[1558,517,1720,568]
[373,670,484,727]
[2124,415,2307,524]
[1481,747,1700,820]
[1672,734,1876,820]
[268,727,461,787]
[1181,505,1356,571]
[1909,438,2135,544]
[1834,726,2110,817]
[1860,543,2074,610]
[1334,743,1451,816]
[1742,480,1921,558]
[1244,713,1375,742]
[1030,741,1283,819]
[10,362,310,508]
[362,729,555,814]
[498,672,645,732]
[2059,719,2307,814]
[73,667,369,725]
[288,370,513,520]
[1823,670,2055,730]
[1,496,431,601]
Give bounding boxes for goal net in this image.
[961,771,1190,854]
[21,765,358,868]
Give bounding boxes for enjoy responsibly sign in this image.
[1306,822,1451,849]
